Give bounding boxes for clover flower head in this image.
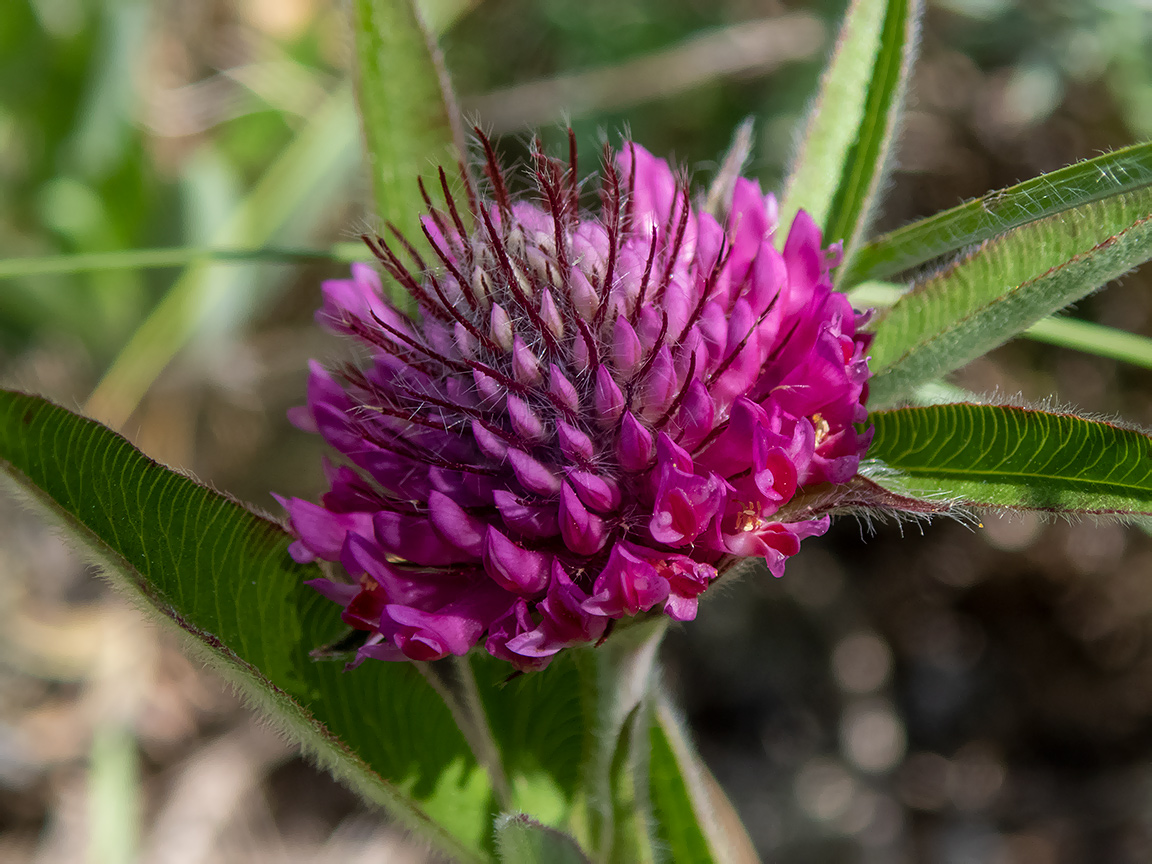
[278,133,871,671]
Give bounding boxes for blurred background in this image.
[2,0,1152,861]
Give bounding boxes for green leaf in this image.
[475,651,592,825]
[778,0,921,248]
[495,814,592,864]
[0,389,489,863]
[608,704,657,864]
[826,0,922,276]
[867,187,1152,408]
[352,0,467,316]
[648,699,767,864]
[848,281,1152,372]
[648,713,716,864]
[865,403,1152,514]
[841,141,1152,286]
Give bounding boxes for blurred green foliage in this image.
[3,0,1150,395]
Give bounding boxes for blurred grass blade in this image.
[467,15,824,134]
[867,187,1152,408]
[841,141,1152,286]
[353,0,467,315]
[84,85,359,430]
[0,389,489,862]
[649,699,759,864]
[778,0,918,245]
[1023,316,1152,369]
[0,244,372,278]
[68,0,149,178]
[495,814,592,864]
[866,403,1152,514]
[826,0,922,278]
[848,281,1152,371]
[88,723,140,864]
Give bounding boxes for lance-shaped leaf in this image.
[352,0,467,313]
[648,699,760,864]
[0,389,490,862]
[849,280,1152,372]
[865,403,1152,514]
[825,0,922,277]
[841,141,1152,287]
[867,187,1152,408]
[778,0,921,256]
[608,703,657,864]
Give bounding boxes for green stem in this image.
[454,654,512,811]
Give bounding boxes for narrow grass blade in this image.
[841,141,1152,286]
[778,0,919,248]
[0,244,371,279]
[866,403,1152,515]
[1023,316,1152,369]
[468,15,824,134]
[867,187,1152,407]
[88,723,140,864]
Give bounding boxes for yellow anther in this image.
[811,412,831,446]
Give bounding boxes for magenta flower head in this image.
[278,135,871,671]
